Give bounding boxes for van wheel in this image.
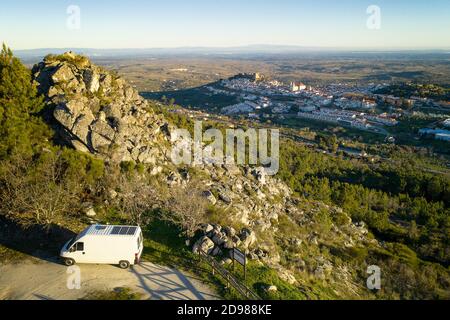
[119,261,130,269]
[64,258,75,266]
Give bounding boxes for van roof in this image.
[80,225,140,238]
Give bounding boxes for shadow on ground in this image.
[0,216,75,264]
[131,262,220,300]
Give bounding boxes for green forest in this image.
[374,83,450,101]
[278,140,450,266]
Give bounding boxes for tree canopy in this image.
[0,43,51,158]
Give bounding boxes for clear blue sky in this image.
[1,0,449,50]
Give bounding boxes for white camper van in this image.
[60,225,143,269]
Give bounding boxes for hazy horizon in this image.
[2,0,450,50]
[12,44,450,51]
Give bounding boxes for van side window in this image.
[76,242,84,251]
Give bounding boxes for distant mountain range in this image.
[15,45,450,64]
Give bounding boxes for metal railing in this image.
[198,250,261,300]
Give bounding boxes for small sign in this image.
[233,248,246,266]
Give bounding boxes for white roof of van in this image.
[80,225,140,237]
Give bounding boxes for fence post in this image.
[232,247,235,272]
[200,248,260,300]
[244,260,247,282]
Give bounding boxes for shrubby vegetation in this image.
[375,83,450,101]
[278,140,450,266]
[0,45,104,230]
[44,53,90,67]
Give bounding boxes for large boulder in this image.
[223,226,236,238]
[54,98,91,130]
[251,168,267,185]
[192,236,215,255]
[51,64,75,83]
[211,232,228,246]
[199,224,214,235]
[202,191,217,205]
[32,52,170,165]
[81,203,96,217]
[83,69,100,93]
[239,228,257,249]
[218,192,232,205]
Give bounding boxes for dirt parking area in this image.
[0,260,219,300]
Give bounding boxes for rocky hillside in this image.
[30,52,439,299]
[32,52,170,165]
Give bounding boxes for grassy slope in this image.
[141,219,309,300]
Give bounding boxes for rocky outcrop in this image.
[32,52,170,164]
[193,224,259,258]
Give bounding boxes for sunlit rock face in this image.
[32,51,170,164]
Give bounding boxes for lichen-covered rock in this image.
[211,232,228,246]
[266,285,278,293]
[202,191,217,205]
[192,236,215,255]
[239,228,257,249]
[83,69,100,93]
[32,52,170,164]
[51,64,76,83]
[223,226,236,238]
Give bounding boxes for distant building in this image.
[243,94,257,101]
[273,104,291,114]
[298,105,317,112]
[222,102,255,115]
[253,73,264,82]
[362,98,377,109]
[290,82,307,92]
[244,101,260,110]
[321,99,332,107]
[419,128,450,142]
[436,133,450,142]
[386,136,396,144]
[268,80,282,87]
[379,95,414,108]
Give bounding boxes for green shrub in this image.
[120,161,136,173]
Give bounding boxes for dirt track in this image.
[0,260,219,300]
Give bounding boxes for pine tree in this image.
[0,43,51,158]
